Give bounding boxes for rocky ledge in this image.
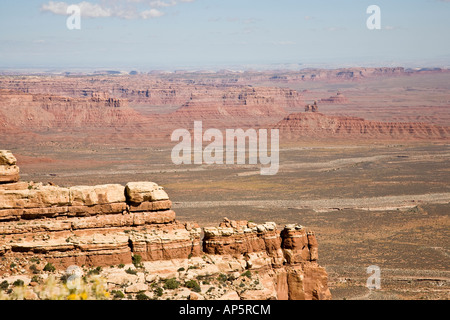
[0,150,330,300]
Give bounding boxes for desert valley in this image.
[0,67,449,300]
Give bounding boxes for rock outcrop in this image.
[0,151,19,184]
[203,219,330,300]
[0,151,331,300]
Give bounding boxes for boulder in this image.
[218,290,240,300]
[0,151,16,166]
[0,186,70,209]
[125,282,148,293]
[69,184,126,206]
[125,182,169,203]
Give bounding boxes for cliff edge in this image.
[0,150,331,300]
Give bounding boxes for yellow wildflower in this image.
[67,293,78,300]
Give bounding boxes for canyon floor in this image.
[1,69,449,300]
[7,142,449,300]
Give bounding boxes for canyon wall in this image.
[0,89,144,131]
[0,150,331,300]
[275,112,450,141]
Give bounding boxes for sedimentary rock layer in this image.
[0,151,331,300]
[275,112,450,140]
[0,151,19,184]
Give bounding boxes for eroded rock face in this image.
[0,151,19,184]
[275,112,450,140]
[0,151,331,300]
[203,218,331,300]
[125,182,169,203]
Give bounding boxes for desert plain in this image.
[0,67,449,299]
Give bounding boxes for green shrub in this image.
[0,280,8,290]
[13,279,24,287]
[132,255,142,268]
[163,278,180,290]
[227,274,236,281]
[125,268,137,275]
[118,264,125,268]
[43,263,56,272]
[185,280,201,293]
[154,287,163,297]
[217,273,228,282]
[87,266,102,276]
[30,257,40,264]
[241,270,252,278]
[136,292,150,300]
[29,264,39,274]
[111,290,125,299]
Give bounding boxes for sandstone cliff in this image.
[0,89,143,131]
[0,150,331,300]
[275,112,450,141]
[161,86,302,129]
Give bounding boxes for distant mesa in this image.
[274,112,450,141]
[319,92,349,104]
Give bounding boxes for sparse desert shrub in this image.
[111,290,125,299]
[29,264,39,274]
[132,254,143,268]
[29,257,40,264]
[217,273,228,282]
[43,263,56,272]
[13,279,24,287]
[136,292,150,300]
[125,268,137,275]
[87,266,102,276]
[163,278,180,290]
[185,280,201,293]
[154,287,163,297]
[227,274,236,281]
[0,280,8,290]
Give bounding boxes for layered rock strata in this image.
[0,151,330,300]
[275,112,450,140]
[0,151,19,184]
[203,219,330,300]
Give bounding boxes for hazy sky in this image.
[0,0,449,70]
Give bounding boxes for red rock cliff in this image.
[0,150,330,300]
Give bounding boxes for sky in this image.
[0,0,449,71]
